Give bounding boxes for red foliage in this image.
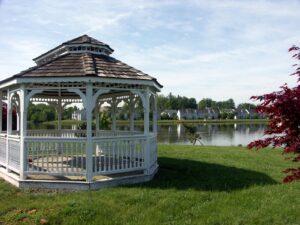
[247,46,300,183]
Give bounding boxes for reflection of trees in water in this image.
[191,124,235,143]
[234,124,266,134]
[158,124,182,143]
[157,123,267,145]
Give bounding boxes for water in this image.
[157,123,266,146]
[29,122,267,146]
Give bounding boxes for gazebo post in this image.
[6,90,12,172]
[16,108,20,132]
[143,90,150,135]
[112,97,117,134]
[129,93,134,132]
[57,89,62,132]
[85,82,94,182]
[153,95,158,134]
[95,105,99,132]
[143,89,151,174]
[19,84,27,180]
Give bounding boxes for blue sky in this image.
[0,0,299,104]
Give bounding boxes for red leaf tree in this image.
[248,46,300,183]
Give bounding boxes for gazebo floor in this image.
[26,154,144,179]
[0,164,158,190]
[27,170,144,182]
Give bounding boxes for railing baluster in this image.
[104,142,107,171]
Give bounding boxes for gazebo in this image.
[0,35,162,190]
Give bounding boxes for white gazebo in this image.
[0,35,162,190]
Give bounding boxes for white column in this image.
[95,104,100,132]
[0,91,2,132]
[129,94,135,132]
[20,85,27,180]
[85,82,93,182]
[143,89,151,175]
[16,108,20,132]
[153,95,158,134]
[6,90,12,171]
[57,97,62,131]
[112,97,117,134]
[7,92,12,135]
[143,90,150,135]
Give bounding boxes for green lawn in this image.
[1,145,300,225]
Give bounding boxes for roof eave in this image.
[0,76,161,91]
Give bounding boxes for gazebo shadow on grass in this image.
[134,157,278,192]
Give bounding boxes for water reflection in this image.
[157,123,266,146]
[28,123,266,146]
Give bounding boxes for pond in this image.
[29,122,267,146]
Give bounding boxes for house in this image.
[236,108,249,119]
[236,108,265,119]
[161,109,178,119]
[177,108,219,120]
[72,109,86,120]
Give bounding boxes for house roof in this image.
[1,35,162,88]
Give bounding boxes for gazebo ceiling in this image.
[0,35,162,89]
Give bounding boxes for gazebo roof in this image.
[1,35,162,88]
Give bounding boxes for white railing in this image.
[25,138,87,176]
[94,130,143,137]
[149,134,158,168]
[92,135,146,175]
[1,131,157,179]
[27,129,86,138]
[7,135,20,173]
[0,134,6,165]
[27,129,144,138]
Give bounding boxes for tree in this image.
[198,98,216,109]
[157,94,170,111]
[237,103,256,110]
[28,103,56,123]
[248,46,300,183]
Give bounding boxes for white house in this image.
[177,108,219,120]
[72,109,86,121]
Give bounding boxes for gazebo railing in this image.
[149,134,158,168]
[92,134,147,175]
[1,131,157,180]
[25,137,87,176]
[27,130,144,138]
[0,134,7,166]
[0,134,20,174]
[7,135,20,173]
[27,130,87,138]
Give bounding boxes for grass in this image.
[1,145,300,225]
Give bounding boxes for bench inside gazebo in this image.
[0,35,162,190]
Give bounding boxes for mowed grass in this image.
[1,145,300,225]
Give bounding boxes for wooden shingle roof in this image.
[2,35,162,88]
[11,53,162,86]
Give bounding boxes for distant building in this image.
[161,109,178,119]
[235,108,265,119]
[177,108,219,120]
[72,109,86,120]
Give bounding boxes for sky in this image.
[0,0,299,105]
